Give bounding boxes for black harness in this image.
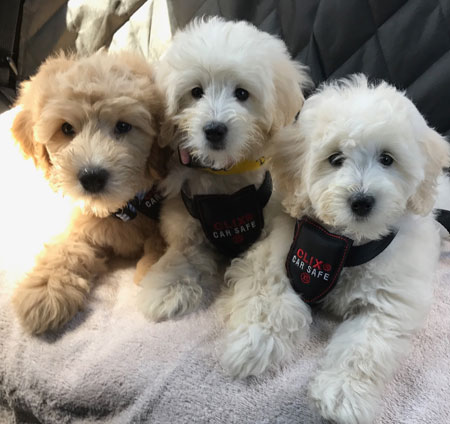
[286,217,396,304]
[181,172,273,257]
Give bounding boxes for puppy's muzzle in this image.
[203,121,228,150]
[349,193,375,217]
[78,167,109,193]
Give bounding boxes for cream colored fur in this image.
[137,17,310,321]
[219,75,449,424]
[11,51,168,334]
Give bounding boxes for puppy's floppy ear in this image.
[158,116,178,148]
[115,51,167,135]
[407,127,450,215]
[147,142,172,180]
[271,56,311,131]
[153,59,181,148]
[269,124,311,218]
[11,52,76,177]
[154,59,180,118]
[117,53,174,175]
[12,104,52,177]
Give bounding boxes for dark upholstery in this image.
[2,0,449,137]
[168,0,450,137]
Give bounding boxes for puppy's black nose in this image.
[78,167,109,193]
[203,121,228,147]
[349,193,375,217]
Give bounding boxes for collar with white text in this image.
[113,185,164,222]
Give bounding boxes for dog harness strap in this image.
[180,188,199,219]
[256,170,273,208]
[435,209,450,233]
[181,172,272,257]
[181,171,272,219]
[345,232,397,267]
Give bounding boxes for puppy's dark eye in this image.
[61,122,75,137]
[234,88,249,101]
[115,121,132,135]
[191,87,204,99]
[379,152,394,167]
[328,152,345,167]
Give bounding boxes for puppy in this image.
[137,17,309,321]
[11,51,168,334]
[222,74,449,423]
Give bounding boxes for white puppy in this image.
[137,17,309,321]
[221,75,449,423]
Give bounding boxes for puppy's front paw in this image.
[221,324,279,378]
[309,369,378,424]
[221,320,308,378]
[220,272,311,378]
[138,271,203,322]
[12,269,90,334]
[134,251,160,285]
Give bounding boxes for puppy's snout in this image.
[203,121,228,148]
[349,193,375,217]
[78,167,109,193]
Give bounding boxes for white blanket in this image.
[0,108,450,423]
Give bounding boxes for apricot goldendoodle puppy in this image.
[11,51,169,334]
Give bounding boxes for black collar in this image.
[113,185,164,222]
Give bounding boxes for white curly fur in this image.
[137,17,309,322]
[219,75,449,423]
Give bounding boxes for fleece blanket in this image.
[1,109,450,424]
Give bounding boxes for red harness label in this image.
[286,218,353,304]
[193,185,264,257]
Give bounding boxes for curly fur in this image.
[11,51,168,334]
[137,17,310,322]
[220,75,449,423]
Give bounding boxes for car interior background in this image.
[1,1,449,422]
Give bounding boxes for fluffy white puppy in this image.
[221,75,449,423]
[136,17,309,321]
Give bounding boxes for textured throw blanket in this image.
[1,108,450,423]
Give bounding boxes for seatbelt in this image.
[0,0,24,105]
[435,209,450,233]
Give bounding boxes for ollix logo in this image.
[212,213,256,240]
[291,248,331,283]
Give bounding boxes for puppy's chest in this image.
[79,215,158,257]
